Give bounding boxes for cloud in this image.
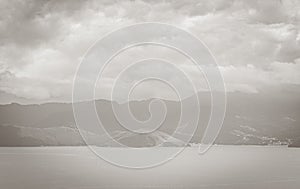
[0,0,299,103]
[219,59,300,93]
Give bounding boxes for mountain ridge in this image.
[0,92,299,147]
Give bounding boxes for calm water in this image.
[0,146,299,189]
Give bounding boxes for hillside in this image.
[0,92,299,147]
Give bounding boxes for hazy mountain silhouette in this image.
[0,92,299,147]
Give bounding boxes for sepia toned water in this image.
[0,146,299,189]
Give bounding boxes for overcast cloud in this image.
[0,0,300,103]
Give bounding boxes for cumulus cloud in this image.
[219,60,300,93]
[0,0,299,103]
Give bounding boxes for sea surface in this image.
[0,146,299,189]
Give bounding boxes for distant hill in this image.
[0,124,188,147]
[0,92,299,147]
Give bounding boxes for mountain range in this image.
[0,92,299,147]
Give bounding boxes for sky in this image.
[0,0,300,104]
